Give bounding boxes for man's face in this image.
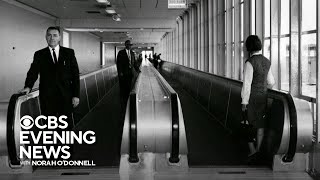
[125,41,132,50]
[46,29,61,48]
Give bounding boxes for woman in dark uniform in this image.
[241,35,275,157]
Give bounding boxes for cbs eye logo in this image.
[20,115,34,130]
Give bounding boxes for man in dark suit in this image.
[20,26,80,126]
[116,40,140,109]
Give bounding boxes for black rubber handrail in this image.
[7,93,24,166]
[282,93,297,162]
[169,93,180,163]
[128,72,140,163]
[128,92,139,163]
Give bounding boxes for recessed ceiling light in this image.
[105,7,116,14]
[105,9,116,14]
[96,0,109,3]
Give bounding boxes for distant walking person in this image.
[20,26,80,127]
[241,35,275,158]
[116,40,140,109]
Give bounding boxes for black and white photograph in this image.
[0,0,318,179]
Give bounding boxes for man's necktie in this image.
[128,50,132,67]
[52,49,58,64]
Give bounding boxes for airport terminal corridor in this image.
[0,0,319,179]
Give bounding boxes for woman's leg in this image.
[256,128,264,151]
[248,142,256,156]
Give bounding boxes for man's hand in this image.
[72,97,80,108]
[18,87,31,95]
[241,104,247,112]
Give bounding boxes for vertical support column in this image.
[234,0,241,80]
[208,0,213,73]
[243,0,251,61]
[176,27,178,64]
[177,19,181,64]
[203,0,209,72]
[270,0,280,89]
[200,0,205,71]
[168,33,170,61]
[170,32,173,63]
[188,8,192,68]
[197,1,201,70]
[164,35,166,61]
[180,17,184,65]
[226,0,232,78]
[101,42,105,66]
[194,5,199,69]
[187,12,191,67]
[217,0,225,76]
[182,14,186,66]
[316,0,320,144]
[213,0,218,74]
[168,32,170,60]
[290,0,300,96]
[189,6,194,68]
[169,34,170,62]
[255,0,263,39]
[184,13,189,67]
[175,23,178,64]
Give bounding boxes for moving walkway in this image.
[159,61,314,170]
[0,61,315,178]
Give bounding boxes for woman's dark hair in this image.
[46,26,60,34]
[245,35,262,52]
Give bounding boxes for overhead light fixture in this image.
[105,7,116,14]
[96,0,110,5]
[96,0,105,3]
[112,14,121,21]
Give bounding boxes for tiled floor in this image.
[0,166,313,180]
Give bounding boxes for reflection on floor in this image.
[0,166,312,180]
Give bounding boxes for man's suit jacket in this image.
[116,49,140,79]
[24,46,80,113]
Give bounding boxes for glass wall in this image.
[155,0,319,175]
[301,0,317,98]
[280,0,290,91]
[263,0,270,59]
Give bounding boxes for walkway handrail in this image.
[7,93,24,167]
[151,67,180,163]
[282,93,297,162]
[128,73,140,163]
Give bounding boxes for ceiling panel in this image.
[16,0,187,45]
